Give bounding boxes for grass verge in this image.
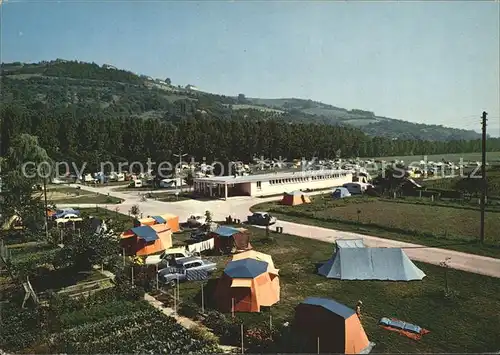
[251,195,500,258]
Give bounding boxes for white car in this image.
[144,247,198,265]
[186,214,206,227]
[55,214,83,224]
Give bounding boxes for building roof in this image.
[301,297,355,319]
[212,225,242,237]
[224,258,269,278]
[152,215,166,224]
[193,169,352,184]
[130,225,158,242]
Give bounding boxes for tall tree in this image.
[0,134,51,237]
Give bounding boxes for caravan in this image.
[343,182,373,195]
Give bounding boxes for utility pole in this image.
[480,111,487,244]
[173,149,187,193]
[43,172,49,242]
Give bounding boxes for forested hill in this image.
[1,59,482,141]
[2,60,499,171]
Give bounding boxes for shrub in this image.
[189,325,220,345]
[202,310,241,345]
[179,301,201,319]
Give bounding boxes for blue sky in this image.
[2,0,499,134]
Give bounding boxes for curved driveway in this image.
[59,184,500,278]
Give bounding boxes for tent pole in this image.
[232,298,235,318]
[201,283,205,313]
[156,264,159,289]
[317,337,320,354]
[241,323,244,354]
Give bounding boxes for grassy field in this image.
[372,152,500,164]
[423,168,500,197]
[251,195,500,258]
[168,227,500,353]
[78,207,135,229]
[42,187,122,204]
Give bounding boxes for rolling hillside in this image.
[0,59,482,141]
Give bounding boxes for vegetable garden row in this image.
[0,285,220,354]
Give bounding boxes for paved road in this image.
[59,183,500,278]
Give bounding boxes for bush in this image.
[202,310,241,345]
[179,301,201,319]
[189,325,220,345]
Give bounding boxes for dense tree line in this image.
[1,102,499,175]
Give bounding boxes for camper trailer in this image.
[343,182,373,195]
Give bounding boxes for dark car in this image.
[247,212,277,226]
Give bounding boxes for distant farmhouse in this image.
[185,84,200,91]
[103,64,118,70]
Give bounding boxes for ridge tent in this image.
[214,258,280,313]
[209,226,252,254]
[294,297,374,354]
[281,191,311,206]
[318,241,425,281]
[332,187,351,199]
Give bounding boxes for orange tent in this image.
[46,208,56,217]
[134,214,180,233]
[160,213,180,232]
[214,258,279,313]
[281,191,311,206]
[120,225,172,256]
[294,297,373,354]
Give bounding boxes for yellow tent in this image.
[1,215,23,231]
[232,250,278,273]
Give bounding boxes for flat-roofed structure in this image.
[193,169,353,199]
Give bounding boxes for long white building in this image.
[193,169,353,199]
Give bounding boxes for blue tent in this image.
[151,215,166,224]
[213,226,241,238]
[301,297,355,319]
[224,259,268,278]
[332,187,351,199]
[130,225,158,242]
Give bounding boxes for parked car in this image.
[186,214,206,227]
[144,247,198,265]
[247,212,277,226]
[55,214,83,225]
[158,257,217,286]
[53,209,80,220]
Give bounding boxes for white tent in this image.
[319,239,425,281]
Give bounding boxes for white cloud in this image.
[18,31,23,37]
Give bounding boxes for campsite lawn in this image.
[251,195,500,258]
[43,187,122,204]
[170,227,500,353]
[79,207,135,229]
